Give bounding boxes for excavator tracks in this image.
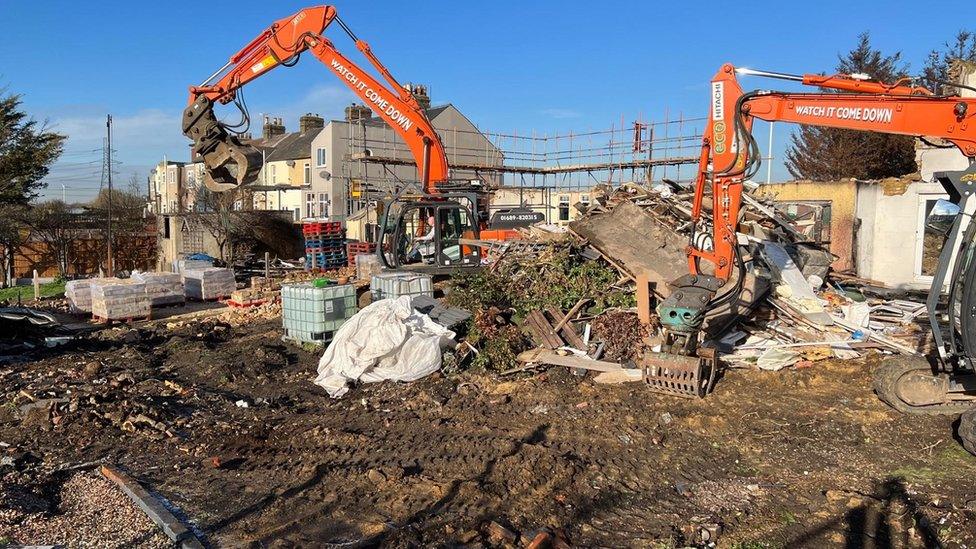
[872,357,975,415]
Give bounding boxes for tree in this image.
[26,200,74,278]
[785,33,918,180]
[89,185,152,274]
[923,30,976,95]
[0,205,29,287]
[0,91,65,204]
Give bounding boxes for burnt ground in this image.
[2,318,976,548]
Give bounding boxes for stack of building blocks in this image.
[346,241,376,267]
[131,271,185,307]
[183,268,236,301]
[91,280,151,322]
[67,278,125,315]
[303,221,347,270]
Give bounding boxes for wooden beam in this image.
[517,347,624,373]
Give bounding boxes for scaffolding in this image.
[348,113,702,185]
[335,112,704,221]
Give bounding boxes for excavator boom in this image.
[183,5,448,193]
[690,63,976,280]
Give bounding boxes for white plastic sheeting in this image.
[314,295,456,398]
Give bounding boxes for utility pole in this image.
[106,114,114,277]
[60,184,65,203]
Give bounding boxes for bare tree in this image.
[26,200,73,278]
[89,186,154,273]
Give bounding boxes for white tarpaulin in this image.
[313,295,456,397]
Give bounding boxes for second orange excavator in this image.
[651,62,976,452]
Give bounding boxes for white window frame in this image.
[316,147,327,167]
[914,193,950,284]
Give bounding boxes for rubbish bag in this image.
[314,295,455,397]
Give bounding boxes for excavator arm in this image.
[183,5,448,193]
[690,63,976,280]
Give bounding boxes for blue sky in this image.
[1,0,965,201]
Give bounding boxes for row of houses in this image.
[151,85,598,227]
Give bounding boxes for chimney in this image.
[406,83,431,110]
[344,103,372,123]
[300,113,325,133]
[262,115,286,140]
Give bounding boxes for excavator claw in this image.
[182,96,263,192]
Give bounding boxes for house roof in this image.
[334,104,454,128]
[249,127,322,163]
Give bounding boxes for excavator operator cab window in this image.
[435,204,480,267]
[393,206,437,266]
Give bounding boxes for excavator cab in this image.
[378,194,482,273]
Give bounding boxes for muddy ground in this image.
[2,317,976,548]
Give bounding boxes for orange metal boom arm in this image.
[690,63,976,280]
[185,5,448,191]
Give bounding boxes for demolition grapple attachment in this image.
[182,96,263,193]
[644,274,724,398]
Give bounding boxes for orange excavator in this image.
[653,62,976,452]
[183,6,525,273]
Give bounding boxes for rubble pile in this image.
[447,243,634,371]
[448,180,932,382]
[572,181,932,368]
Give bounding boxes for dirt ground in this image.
[2,317,976,548]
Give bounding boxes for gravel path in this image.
[0,471,171,548]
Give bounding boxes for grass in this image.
[890,444,976,483]
[0,280,66,303]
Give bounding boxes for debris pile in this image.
[444,180,931,388]
[447,242,633,372]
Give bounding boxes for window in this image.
[305,193,315,219]
[303,162,310,184]
[162,216,171,239]
[917,196,953,280]
[580,194,590,205]
[318,193,329,218]
[558,194,570,222]
[316,147,327,167]
[270,164,277,184]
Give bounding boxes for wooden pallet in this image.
[92,313,152,325]
[226,297,274,308]
[522,305,587,351]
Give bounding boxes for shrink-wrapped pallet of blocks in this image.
[173,258,213,274]
[132,271,185,307]
[182,267,236,301]
[65,279,94,313]
[66,277,122,314]
[91,280,150,321]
